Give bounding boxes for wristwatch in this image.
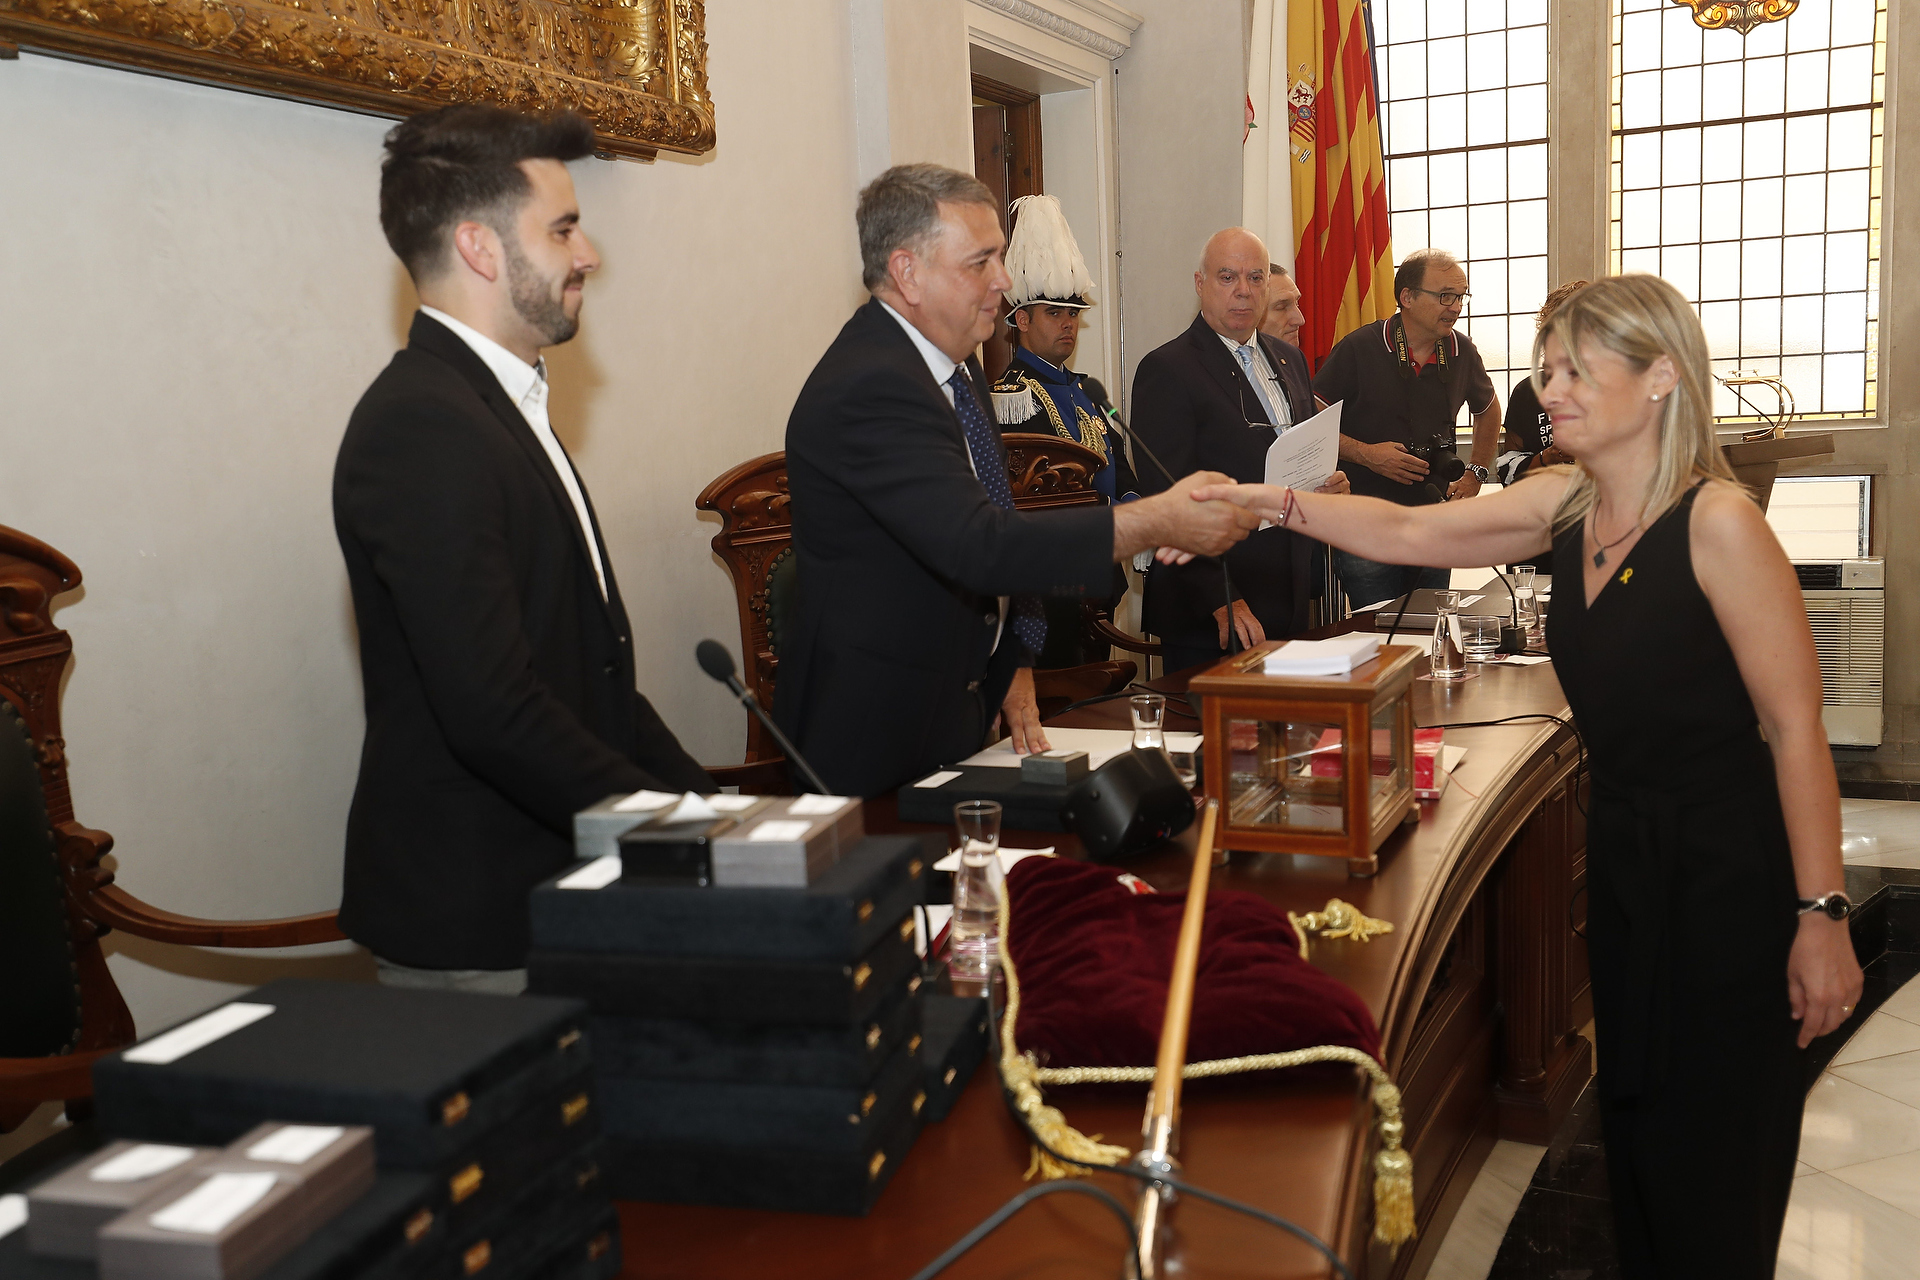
[1797,892,1854,921]
[1465,463,1489,483]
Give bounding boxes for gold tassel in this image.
[1369,1080,1416,1251]
[1290,898,1395,958]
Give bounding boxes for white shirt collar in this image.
[419,306,546,408]
[878,299,960,390]
[1217,329,1264,361]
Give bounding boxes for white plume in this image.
[1004,194,1095,309]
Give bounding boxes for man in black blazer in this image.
[773,165,1260,799]
[1132,228,1348,676]
[334,107,709,989]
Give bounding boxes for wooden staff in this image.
[1134,798,1219,1280]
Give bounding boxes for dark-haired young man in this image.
[334,106,709,992]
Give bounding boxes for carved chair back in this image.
[696,434,1111,762]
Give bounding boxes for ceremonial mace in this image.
[1133,797,1220,1280]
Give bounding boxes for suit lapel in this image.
[1256,333,1312,423]
[1184,315,1270,426]
[409,314,620,627]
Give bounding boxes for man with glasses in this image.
[1312,248,1502,607]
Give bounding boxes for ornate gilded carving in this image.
[0,0,714,160]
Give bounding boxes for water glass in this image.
[1511,566,1539,637]
[1130,694,1166,750]
[1168,747,1199,790]
[1429,590,1466,680]
[949,801,1003,974]
[1460,615,1502,662]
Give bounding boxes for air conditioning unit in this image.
[1795,559,1884,747]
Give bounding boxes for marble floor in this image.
[1426,797,1920,1280]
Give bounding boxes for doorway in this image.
[971,74,1043,382]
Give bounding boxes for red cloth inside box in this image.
[1004,858,1380,1070]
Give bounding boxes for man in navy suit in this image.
[334,107,709,990]
[1131,228,1348,676]
[773,165,1259,798]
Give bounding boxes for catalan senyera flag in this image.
[1287,0,1396,366]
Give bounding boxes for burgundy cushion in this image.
[1006,858,1380,1069]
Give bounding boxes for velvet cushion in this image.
[1006,857,1381,1068]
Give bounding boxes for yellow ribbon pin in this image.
[1619,568,1634,585]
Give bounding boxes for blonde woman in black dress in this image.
[1178,273,1862,1277]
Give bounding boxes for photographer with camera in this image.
[1313,249,1502,606]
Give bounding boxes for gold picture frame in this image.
[0,0,714,161]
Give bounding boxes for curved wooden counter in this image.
[621,656,1592,1279]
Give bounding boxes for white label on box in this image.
[786,795,852,816]
[124,1003,276,1065]
[706,794,759,812]
[913,770,962,788]
[89,1144,198,1183]
[149,1173,279,1235]
[0,1195,26,1241]
[749,820,813,842]
[245,1125,343,1166]
[612,789,678,813]
[557,856,622,890]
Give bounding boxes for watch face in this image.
[1824,896,1851,920]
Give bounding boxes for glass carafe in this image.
[1511,566,1539,640]
[1430,590,1466,680]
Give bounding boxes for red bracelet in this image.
[1278,487,1300,528]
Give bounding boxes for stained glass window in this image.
[1610,0,1886,420]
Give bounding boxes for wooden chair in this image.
[0,527,347,1131]
[696,434,1143,765]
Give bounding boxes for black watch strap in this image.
[1797,892,1853,921]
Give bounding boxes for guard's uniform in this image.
[990,348,1139,503]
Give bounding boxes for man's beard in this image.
[503,236,584,346]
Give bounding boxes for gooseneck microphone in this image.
[695,640,833,795]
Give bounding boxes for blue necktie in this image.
[1235,344,1280,428]
[948,369,1048,658]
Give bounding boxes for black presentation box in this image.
[600,1036,923,1151]
[524,1204,620,1280]
[919,994,991,1123]
[528,834,932,961]
[91,981,590,1171]
[895,767,1068,831]
[528,911,920,1025]
[586,970,922,1087]
[605,1075,926,1217]
[434,1059,599,1237]
[443,1138,611,1280]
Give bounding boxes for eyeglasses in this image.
[1410,288,1471,308]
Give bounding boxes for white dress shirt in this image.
[877,299,1008,655]
[419,307,608,600]
[1218,330,1294,430]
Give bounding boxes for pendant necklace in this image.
[1589,507,1640,569]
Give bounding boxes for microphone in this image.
[695,640,833,795]
[1485,569,1531,655]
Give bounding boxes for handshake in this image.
[1112,470,1348,563]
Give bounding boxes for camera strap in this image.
[1390,314,1447,377]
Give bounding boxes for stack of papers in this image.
[1263,634,1383,676]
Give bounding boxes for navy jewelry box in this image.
[585,969,922,1088]
[918,994,992,1123]
[527,913,919,1024]
[529,834,932,961]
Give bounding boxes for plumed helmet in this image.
[1003,194,1095,312]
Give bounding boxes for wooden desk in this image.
[621,655,1592,1279]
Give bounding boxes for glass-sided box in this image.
[1190,640,1421,876]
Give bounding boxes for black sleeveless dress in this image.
[1547,485,1804,1277]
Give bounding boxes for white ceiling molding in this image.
[971,0,1140,62]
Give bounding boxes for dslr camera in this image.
[1405,434,1466,502]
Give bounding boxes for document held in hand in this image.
[1260,399,1343,528]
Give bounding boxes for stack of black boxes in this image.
[11,979,623,1280]
[529,793,977,1215]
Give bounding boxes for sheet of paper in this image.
[125,1003,275,1066]
[149,1172,279,1236]
[1262,634,1383,676]
[787,795,853,816]
[913,770,962,788]
[90,1145,198,1183]
[612,789,677,814]
[1504,654,1552,666]
[913,905,954,959]
[662,793,719,823]
[961,727,1141,770]
[1441,745,1469,774]
[1262,399,1342,499]
[706,794,760,812]
[931,847,1055,874]
[749,821,812,842]
[0,1195,25,1242]
[1164,732,1203,753]
[556,856,622,891]
[245,1126,342,1166]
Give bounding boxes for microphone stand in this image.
[696,642,834,794]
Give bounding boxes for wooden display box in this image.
[1190,641,1422,876]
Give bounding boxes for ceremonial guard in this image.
[989,195,1138,666]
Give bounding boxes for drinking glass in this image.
[1460,615,1502,662]
[1429,591,1466,680]
[949,800,1004,974]
[1511,566,1539,638]
[1130,694,1166,750]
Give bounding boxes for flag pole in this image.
[1133,798,1220,1279]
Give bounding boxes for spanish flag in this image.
[1287,0,1395,365]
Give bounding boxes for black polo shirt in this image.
[1314,316,1497,505]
